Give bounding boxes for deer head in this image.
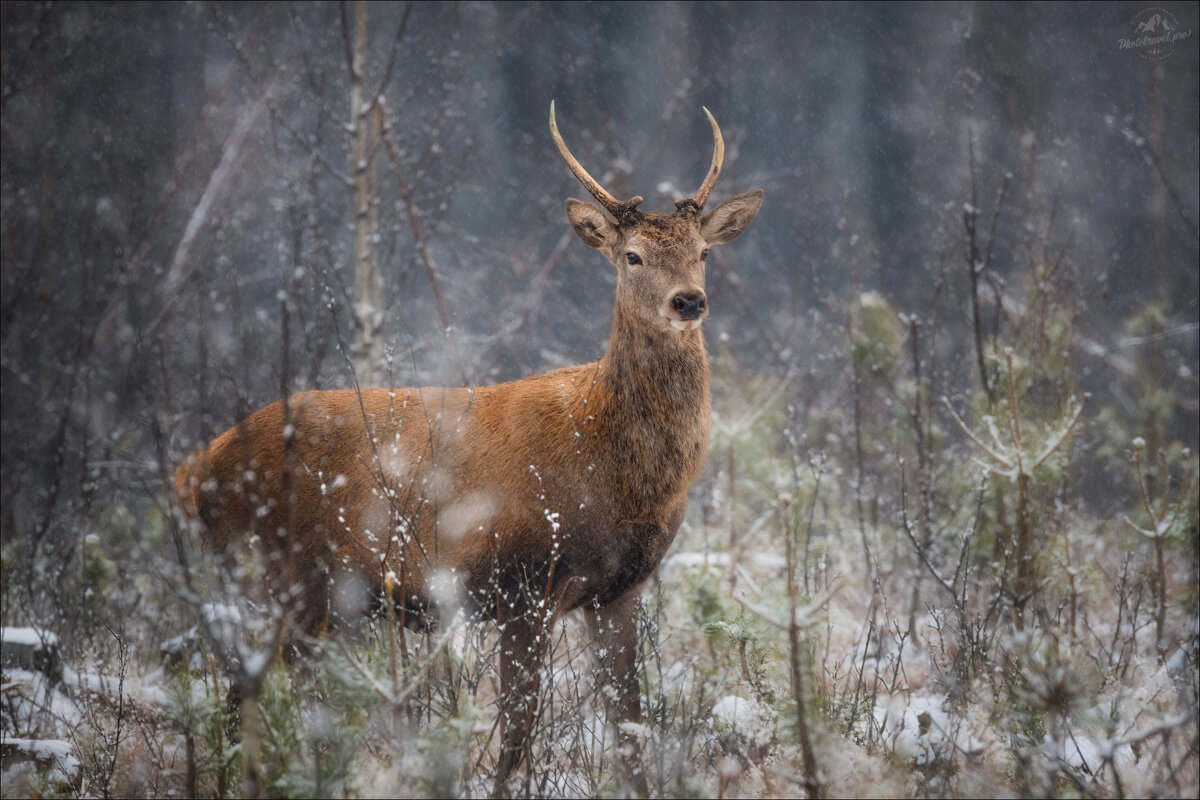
[550,101,763,334]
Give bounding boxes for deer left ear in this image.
[701,189,763,245]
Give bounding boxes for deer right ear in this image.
[565,199,618,250]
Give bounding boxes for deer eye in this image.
[700,249,711,261]
[625,252,642,266]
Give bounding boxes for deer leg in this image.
[586,587,651,797]
[491,612,548,799]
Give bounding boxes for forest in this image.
[2,2,1197,797]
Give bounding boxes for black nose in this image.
[672,291,707,321]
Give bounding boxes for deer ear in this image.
[700,189,763,245]
[565,199,618,250]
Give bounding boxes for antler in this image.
[550,101,643,221]
[672,107,725,215]
[550,101,725,218]
[692,107,724,209]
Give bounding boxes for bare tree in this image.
[346,0,383,382]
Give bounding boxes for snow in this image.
[1,736,75,762]
[0,627,58,648]
[0,736,80,786]
[663,551,787,571]
[159,627,199,657]
[201,602,243,627]
[241,650,270,678]
[711,695,755,726]
[2,667,82,732]
[710,695,777,755]
[872,691,990,768]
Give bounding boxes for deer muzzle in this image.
[671,290,708,321]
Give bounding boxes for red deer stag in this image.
[176,101,762,796]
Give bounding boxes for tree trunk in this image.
[350,0,382,382]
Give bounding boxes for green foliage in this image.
[162,660,241,798]
[848,291,904,381]
[1094,302,1190,480]
[80,534,116,621]
[685,570,726,629]
[705,612,778,707]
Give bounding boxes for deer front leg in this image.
[491,612,548,799]
[586,587,652,797]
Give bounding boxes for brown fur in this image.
[176,121,762,795]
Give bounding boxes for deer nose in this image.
[672,291,708,321]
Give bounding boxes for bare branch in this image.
[941,396,1013,469]
[1030,393,1090,471]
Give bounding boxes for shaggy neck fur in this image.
[591,302,711,510]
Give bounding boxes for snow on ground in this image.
[663,550,788,573]
[0,627,59,648]
[1,667,80,735]
[0,736,79,791]
[711,694,777,757]
[871,690,988,767]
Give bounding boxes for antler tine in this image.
[550,101,642,220]
[692,107,725,209]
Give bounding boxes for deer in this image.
[175,101,763,797]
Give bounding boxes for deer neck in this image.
[593,303,711,493]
